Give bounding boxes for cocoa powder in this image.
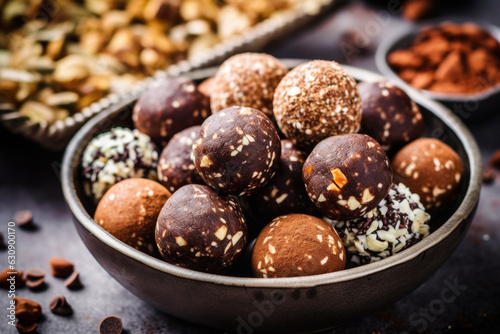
[388,22,500,95]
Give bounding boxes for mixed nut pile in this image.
[80,53,464,278]
[0,0,306,125]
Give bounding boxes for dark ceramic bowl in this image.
[375,19,500,121]
[61,60,481,333]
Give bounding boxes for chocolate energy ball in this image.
[251,214,346,278]
[332,183,431,265]
[156,185,248,273]
[303,134,393,220]
[157,126,204,193]
[94,178,171,256]
[210,53,288,117]
[132,77,209,146]
[249,140,318,220]
[358,81,425,150]
[392,138,464,212]
[193,106,281,196]
[81,127,158,203]
[273,60,362,151]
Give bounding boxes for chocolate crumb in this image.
[13,210,33,228]
[49,258,74,278]
[23,268,45,281]
[99,316,123,334]
[13,297,42,324]
[483,166,496,184]
[16,321,38,333]
[0,268,24,288]
[49,294,73,316]
[489,149,500,170]
[65,270,83,290]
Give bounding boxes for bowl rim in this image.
[375,18,500,102]
[61,61,482,289]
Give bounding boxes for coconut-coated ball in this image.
[94,178,171,256]
[303,134,393,220]
[193,106,281,196]
[273,60,362,151]
[251,214,346,278]
[155,185,248,273]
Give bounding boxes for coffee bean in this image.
[26,277,45,290]
[99,316,123,334]
[49,294,73,316]
[65,270,83,290]
[13,297,42,324]
[49,258,74,278]
[13,210,33,227]
[23,268,45,281]
[16,321,38,333]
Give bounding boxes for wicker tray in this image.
[0,0,345,151]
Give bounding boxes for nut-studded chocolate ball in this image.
[303,134,393,220]
[332,183,430,265]
[156,185,248,273]
[210,53,288,117]
[251,214,346,278]
[193,106,281,196]
[133,77,209,146]
[249,140,318,221]
[358,81,424,150]
[392,138,464,212]
[157,126,204,193]
[273,60,362,151]
[94,178,171,256]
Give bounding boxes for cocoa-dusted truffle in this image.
[132,77,209,146]
[94,178,171,256]
[358,81,425,150]
[251,214,346,278]
[156,185,248,273]
[392,138,464,212]
[273,60,362,151]
[193,106,281,196]
[210,53,288,117]
[157,126,204,193]
[81,127,158,203]
[303,134,393,220]
[249,140,318,220]
[332,183,430,265]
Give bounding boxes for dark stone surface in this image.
[1,0,499,332]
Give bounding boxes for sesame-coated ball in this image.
[133,77,209,146]
[193,106,281,196]
[210,53,289,117]
[392,138,464,212]
[94,178,171,257]
[251,214,346,278]
[303,134,393,220]
[358,81,424,150]
[155,185,248,274]
[157,126,204,193]
[273,60,362,151]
